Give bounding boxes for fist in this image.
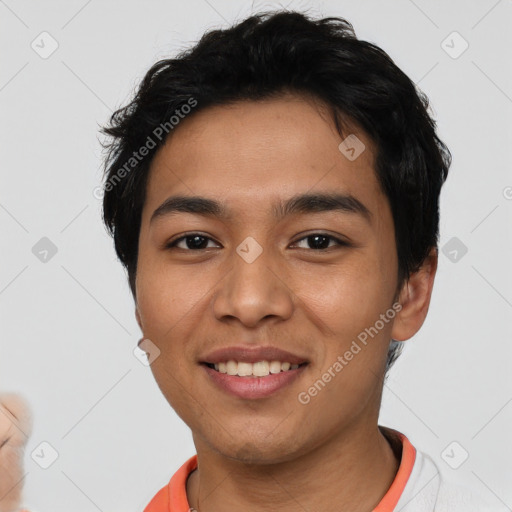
[0,393,33,512]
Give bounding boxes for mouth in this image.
[199,345,310,399]
[202,360,308,377]
[201,359,309,399]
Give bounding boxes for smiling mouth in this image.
[203,361,308,377]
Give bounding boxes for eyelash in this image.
[165,232,348,251]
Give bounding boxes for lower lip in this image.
[202,364,308,399]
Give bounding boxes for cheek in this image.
[293,254,395,406]
[136,261,207,418]
[297,255,393,338]
[135,258,217,404]
[136,257,208,336]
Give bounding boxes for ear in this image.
[391,247,438,342]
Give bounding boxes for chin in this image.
[212,434,308,466]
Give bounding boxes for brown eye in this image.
[166,233,220,250]
[292,233,348,250]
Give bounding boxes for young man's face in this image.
[135,94,416,463]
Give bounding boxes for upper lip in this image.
[200,346,308,365]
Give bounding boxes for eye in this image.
[165,233,220,250]
[292,233,348,250]
[164,232,348,251]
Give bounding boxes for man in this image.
[100,10,499,512]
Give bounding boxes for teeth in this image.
[211,360,303,377]
[253,361,269,377]
[226,360,238,376]
[238,362,253,376]
[269,360,282,374]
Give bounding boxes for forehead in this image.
[142,94,386,223]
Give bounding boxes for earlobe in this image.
[391,247,438,342]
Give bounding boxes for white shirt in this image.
[395,446,506,511]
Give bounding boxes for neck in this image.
[186,423,400,512]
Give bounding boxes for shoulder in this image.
[143,455,198,512]
[415,450,505,512]
[435,477,506,512]
[394,444,506,512]
[143,483,169,512]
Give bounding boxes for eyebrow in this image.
[150,192,372,225]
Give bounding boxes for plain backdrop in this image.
[1,0,511,510]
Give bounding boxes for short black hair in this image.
[100,10,451,372]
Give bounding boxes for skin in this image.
[0,394,32,512]
[135,93,438,512]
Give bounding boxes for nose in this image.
[212,247,294,328]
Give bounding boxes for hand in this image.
[0,394,33,512]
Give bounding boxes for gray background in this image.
[1,0,511,510]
